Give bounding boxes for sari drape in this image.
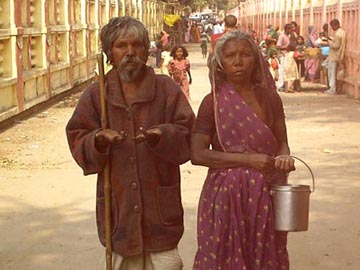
[193,83,289,270]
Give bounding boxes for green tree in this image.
[178,0,239,11]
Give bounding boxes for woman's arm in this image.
[167,61,174,77]
[187,70,192,84]
[272,117,295,171]
[186,59,192,84]
[191,133,275,172]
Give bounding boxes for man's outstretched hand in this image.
[95,129,127,152]
[133,127,162,146]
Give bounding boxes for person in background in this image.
[213,20,223,35]
[304,26,321,83]
[268,48,280,82]
[200,34,208,59]
[291,21,300,37]
[292,35,306,90]
[263,24,272,40]
[192,30,294,270]
[160,30,170,47]
[277,23,298,92]
[66,16,194,270]
[322,23,329,38]
[208,15,238,66]
[155,33,163,68]
[191,23,201,43]
[168,45,192,101]
[160,44,172,75]
[247,22,259,44]
[265,35,278,60]
[315,31,330,86]
[324,18,346,94]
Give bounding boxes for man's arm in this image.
[66,86,109,175]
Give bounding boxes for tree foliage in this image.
[159,0,239,11]
[177,0,236,11]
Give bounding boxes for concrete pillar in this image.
[322,0,327,24]
[300,0,304,35]
[15,0,24,112]
[337,0,343,22]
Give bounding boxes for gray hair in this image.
[100,16,150,65]
[212,30,262,85]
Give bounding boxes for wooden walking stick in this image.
[97,52,112,270]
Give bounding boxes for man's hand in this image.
[95,129,127,152]
[133,127,162,146]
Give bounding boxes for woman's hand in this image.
[249,153,275,173]
[275,155,295,172]
[95,129,127,152]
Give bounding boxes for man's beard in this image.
[116,56,145,82]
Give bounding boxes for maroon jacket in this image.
[66,67,195,257]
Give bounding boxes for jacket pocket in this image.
[96,194,119,237]
[157,184,184,225]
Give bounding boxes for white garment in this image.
[102,248,183,270]
[327,60,338,93]
[160,51,172,75]
[213,23,223,34]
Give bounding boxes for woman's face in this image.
[221,39,255,84]
[175,48,184,59]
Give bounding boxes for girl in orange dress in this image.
[167,45,192,101]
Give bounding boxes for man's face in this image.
[111,33,148,82]
[285,26,292,35]
[330,22,339,31]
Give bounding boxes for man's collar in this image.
[106,66,156,107]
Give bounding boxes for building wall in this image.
[239,0,360,99]
[0,0,167,122]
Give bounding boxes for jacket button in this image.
[134,205,141,213]
[130,182,138,190]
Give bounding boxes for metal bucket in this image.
[270,156,315,232]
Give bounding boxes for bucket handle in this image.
[275,155,315,193]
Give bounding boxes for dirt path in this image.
[0,44,359,270]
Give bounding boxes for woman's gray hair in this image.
[212,30,262,85]
[100,16,150,65]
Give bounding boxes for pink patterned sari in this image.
[193,82,289,270]
[168,59,190,100]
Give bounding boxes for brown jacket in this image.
[66,67,195,257]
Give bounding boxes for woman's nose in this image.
[233,54,243,65]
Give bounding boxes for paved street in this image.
[0,43,359,270]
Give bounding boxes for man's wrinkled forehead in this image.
[115,25,144,40]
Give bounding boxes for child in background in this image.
[200,34,208,59]
[267,49,280,82]
[160,45,172,75]
[265,35,278,60]
[167,45,192,101]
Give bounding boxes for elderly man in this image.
[324,18,346,95]
[66,16,194,270]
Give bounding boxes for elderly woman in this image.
[191,31,295,270]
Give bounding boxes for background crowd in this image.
[149,12,346,97]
